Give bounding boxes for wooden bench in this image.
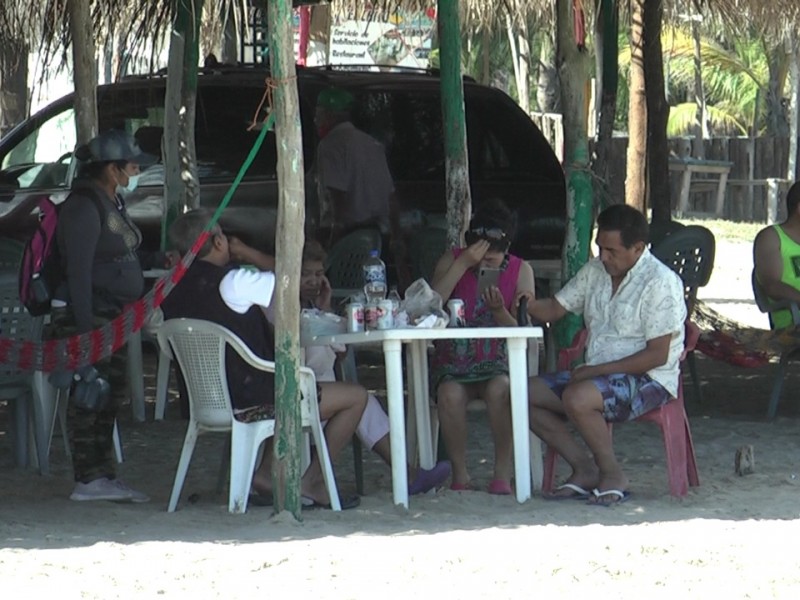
[669,157,733,217]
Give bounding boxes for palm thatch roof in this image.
[2,0,800,73]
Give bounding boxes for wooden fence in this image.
[530,117,796,223]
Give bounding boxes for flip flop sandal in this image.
[542,482,592,501]
[301,494,361,510]
[587,488,631,506]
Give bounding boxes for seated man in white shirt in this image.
[519,205,686,505]
[161,210,366,509]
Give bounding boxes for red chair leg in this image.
[684,413,700,488]
[542,446,558,493]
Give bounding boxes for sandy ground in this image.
[3,239,800,598]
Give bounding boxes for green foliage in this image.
[667,102,748,136]
[617,23,783,136]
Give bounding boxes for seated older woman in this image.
[430,198,535,494]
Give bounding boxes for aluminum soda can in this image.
[447,298,466,327]
[346,302,365,333]
[364,302,380,330]
[376,299,395,330]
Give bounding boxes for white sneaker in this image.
[69,477,150,503]
[111,479,150,503]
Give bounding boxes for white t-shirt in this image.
[555,248,687,397]
[218,268,276,313]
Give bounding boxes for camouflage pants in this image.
[47,308,127,483]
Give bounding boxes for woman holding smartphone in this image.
[430,198,535,494]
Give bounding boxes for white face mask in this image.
[116,171,140,195]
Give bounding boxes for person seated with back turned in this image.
[754,181,800,328]
[519,204,686,505]
[429,198,535,495]
[229,236,451,495]
[161,209,365,509]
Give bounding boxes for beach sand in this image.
[2,239,800,598]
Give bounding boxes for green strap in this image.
[204,112,276,232]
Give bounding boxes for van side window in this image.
[195,86,289,180]
[353,91,445,181]
[0,108,76,190]
[467,97,538,182]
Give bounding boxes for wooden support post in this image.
[68,0,98,144]
[437,0,471,246]
[267,0,306,519]
[767,178,780,225]
[714,170,729,217]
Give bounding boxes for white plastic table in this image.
[309,326,544,508]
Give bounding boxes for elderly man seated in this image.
[161,209,365,509]
[519,205,686,505]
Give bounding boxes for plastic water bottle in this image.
[387,285,402,316]
[363,250,388,303]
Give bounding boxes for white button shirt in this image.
[555,248,687,397]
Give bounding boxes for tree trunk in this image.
[68,0,98,144]
[220,2,238,64]
[765,41,791,137]
[161,0,203,249]
[591,0,619,208]
[480,26,491,86]
[505,14,521,107]
[537,31,559,112]
[516,19,530,114]
[643,0,671,225]
[555,0,593,348]
[691,17,707,159]
[788,45,799,181]
[438,0,471,246]
[625,0,646,212]
[179,0,202,211]
[267,0,306,519]
[0,37,28,137]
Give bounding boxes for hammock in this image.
[692,299,800,368]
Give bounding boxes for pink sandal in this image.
[488,479,513,495]
[449,481,475,491]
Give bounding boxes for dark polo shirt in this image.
[161,260,275,411]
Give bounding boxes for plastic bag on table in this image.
[401,278,448,328]
[300,308,346,345]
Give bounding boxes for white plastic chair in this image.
[157,318,342,513]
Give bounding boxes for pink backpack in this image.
[18,192,102,316]
[18,197,62,316]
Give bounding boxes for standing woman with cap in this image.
[52,129,154,502]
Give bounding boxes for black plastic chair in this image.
[409,227,448,283]
[649,219,686,249]
[325,228,382,305]
[651,224,716,403]
[751,269,800,418]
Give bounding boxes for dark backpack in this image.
[19,190,104,316]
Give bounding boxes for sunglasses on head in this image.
[464,229,510,251]
[467,227,507,241]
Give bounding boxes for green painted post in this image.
[437,0,471,246]
[266,0,305,519]
[555,0,594,347]
[161,0,204,251]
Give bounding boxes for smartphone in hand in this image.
[477,266,502,296]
